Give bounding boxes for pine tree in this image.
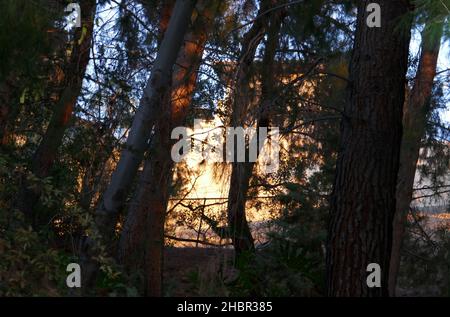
[326,0,412,296]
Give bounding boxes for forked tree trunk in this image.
[388,21,443,296]
[118,1,215,296]
[226,1,276,257]
[227,10,284,257]
[326,0,411,297]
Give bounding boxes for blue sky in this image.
[88,3,450,127]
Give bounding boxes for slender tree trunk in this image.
[388,21,443,296]
[326,0,411,297]
[225,0,286,257]
[118,1,215,296]
[94,0,196,246]
[226,1,276,257]
[227,11,285,257]
[34,0,96,178]
[227,163,256,255]
[80,0,196,293]
[18,0,96,225]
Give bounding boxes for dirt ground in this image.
[163,247,235,296]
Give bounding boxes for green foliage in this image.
[228,239,324,297]
[183,265,230,297]
[398,212,450,296]
[0,211,70,296]
[0,0,61,80]
[95,260,137,297]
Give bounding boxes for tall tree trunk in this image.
[118,1,215,296]
[226,0,277,257]
[227,10,285,257]
[80,0,196,293]
[19,0,96,225]
[388,21,443,296]
[94,0,196,245]
[326,0,411,297]
[32,0,96,178]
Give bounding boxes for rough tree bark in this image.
[388,21,443,296]
[19,0,96,226]
[118,0,216,296]
[326,0,411,297]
